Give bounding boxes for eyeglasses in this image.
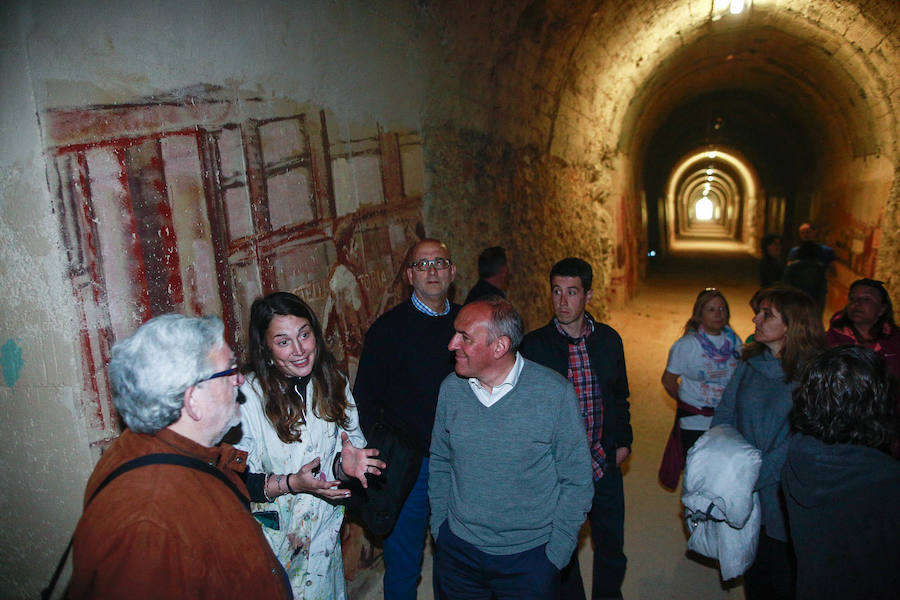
[196,366,238,385]
[409,258,453,271]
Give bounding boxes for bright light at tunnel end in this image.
[713,0,751,16]
[695,197,714,221]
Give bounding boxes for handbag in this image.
[348,421,423,536]
[658,401,715,489]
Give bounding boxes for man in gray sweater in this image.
[429,297,593,599]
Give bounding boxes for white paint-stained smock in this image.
[237,374,365,599]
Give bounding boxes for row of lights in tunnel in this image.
[696,166,717,221]
[657,0,758,257]
[649,150,740,258]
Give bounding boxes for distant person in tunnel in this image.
[520,257,632,600]
[712,287,826,600]
[783,241,827,321]
[759,233,784,287]
[658,288,742,489]
[787,223,835,271]
[464,246,510,304]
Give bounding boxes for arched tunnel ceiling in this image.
[428,1,896,173]
[423,0,897,290]
[621,20,883,162]
[642,88,812,198]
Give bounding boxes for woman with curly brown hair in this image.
[782,346,900,600]
[237,291,384,599]
[711,286,826,600]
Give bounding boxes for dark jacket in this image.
[519,314,632,459]
[782,433,900,599]
[463,279,505,304]
[783,260,826,309]
[759,255,784,287]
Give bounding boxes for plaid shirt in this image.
[411,291,450,316]
[556,316,606,479]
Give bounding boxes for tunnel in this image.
[1,1,898,597]
[422,0,898,326]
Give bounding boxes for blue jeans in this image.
[383,457,430,600]
[434,520,560,600]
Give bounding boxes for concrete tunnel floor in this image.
[357,243,761,599]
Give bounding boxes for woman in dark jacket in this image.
[782,345,900,600]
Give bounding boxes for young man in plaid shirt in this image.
[520,257,633,600]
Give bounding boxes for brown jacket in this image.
[68,428,290,600]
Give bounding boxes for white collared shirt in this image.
[467,352,525,407]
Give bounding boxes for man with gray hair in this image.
[68,314,291,600]
[429,297,593,598]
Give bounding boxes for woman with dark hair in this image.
[711,287,826,600]
[759,234,784,287]
[782,346,900,600]
[237,291,384,599]
[826,278,900,378]
[659,289,742,487]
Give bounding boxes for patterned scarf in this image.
[693,326,740,364]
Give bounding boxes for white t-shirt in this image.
[665,331,742,430]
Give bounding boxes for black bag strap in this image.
[42,452,249,600]
[88,453,250,509]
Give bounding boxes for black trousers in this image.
[558,468,626,600]
[744,530,796,600]
[680,428,705,460]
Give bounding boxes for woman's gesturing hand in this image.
[337,432,386,488]
[289,457,349,500]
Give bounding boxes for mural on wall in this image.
[46,89,426,450]
[44,88,427,579]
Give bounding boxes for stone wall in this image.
[2,1,900,598]
[0,2,438,596]
[424,125,620,329]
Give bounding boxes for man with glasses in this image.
[68,314,291,600]
[520,258,632,600]
[355,238,461,599]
